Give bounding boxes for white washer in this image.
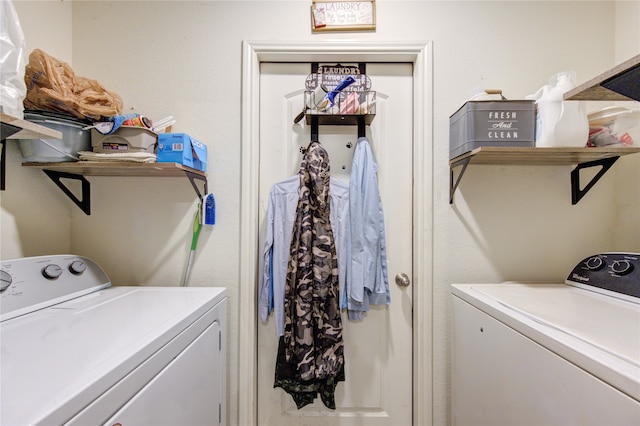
[0,255,227,426]
[451,252,640,426]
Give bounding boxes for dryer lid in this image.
[0,286,226,425]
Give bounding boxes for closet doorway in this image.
[258,61,412,425]
[239,41,433,426]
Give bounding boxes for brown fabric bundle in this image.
[23,49,123,121]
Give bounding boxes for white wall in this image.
[4,1,639,425]
[614,0,640,250]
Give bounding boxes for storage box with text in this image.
[157,133,207,172]
[449,100,535,159]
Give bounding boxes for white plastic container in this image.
[588,107,640,147]
[555,100,589,147]
[527,71,588,147]
[19,111,91,162]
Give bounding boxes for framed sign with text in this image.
[311,0,376,32]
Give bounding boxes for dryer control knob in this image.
[611,260,634,276]
[69,260,87,275]
[42,264,63,280]
[585,256,605,271]
[0,270,12,293]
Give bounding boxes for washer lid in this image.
[451,283,640,401]
[0,286,226,426]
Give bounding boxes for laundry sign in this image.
[304,63,371,93]
[311,0,376,32]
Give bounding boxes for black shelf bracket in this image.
[357,115,366,138]
[185,170,208,200]
[1,138,5,191]
[570,156,619,205]
[449,156,471,204]
[1,122,22,191]
[311,116,319,142]
[43,170,91,215]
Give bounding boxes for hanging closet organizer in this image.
[299,62,376,141]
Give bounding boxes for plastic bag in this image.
[23,49,123,121]
[0,0,27,119]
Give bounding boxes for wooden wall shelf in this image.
[2,115,208,216]
[564,54,640,101]
[449,146,640,166]
[22,161,206,178]
[1,112,63,140]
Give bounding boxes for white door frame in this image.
[239,40,434,426]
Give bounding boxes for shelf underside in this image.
[564,54,640,101]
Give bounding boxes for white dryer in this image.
[0,254,226,425]
[451,252,640,425]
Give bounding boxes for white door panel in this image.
[258,62,413,426]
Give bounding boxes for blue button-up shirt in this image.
[348,137,390,313]
[259,175,351,336]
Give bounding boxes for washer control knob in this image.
[42,264,63,280]
[69,260,87,275]
[611,259,634,276]
[0,270,12,293]
[585,256,605,271]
